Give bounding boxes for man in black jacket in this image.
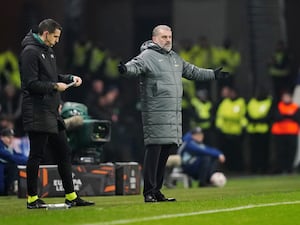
[20,19,94,209]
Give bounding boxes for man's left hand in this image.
[72,76,82,87]
[214,67,230,79]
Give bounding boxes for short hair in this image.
[38,19,62,35]
[0,127,14,137]
[152,25,172,36]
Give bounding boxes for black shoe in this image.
[27,199,47,209]
[144,194,157,203]
[155,191,176,202]
[65,197,95,207]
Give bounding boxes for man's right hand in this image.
[118,62,127,74]
[54,82,68,92]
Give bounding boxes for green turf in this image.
[1,175,300,225]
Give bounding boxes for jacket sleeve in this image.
[124,55,148,77]
[58,74,73,83]
[0,145,15,162]
[21,49,56,95]
[184,140,222,158]
[182,60,216,81]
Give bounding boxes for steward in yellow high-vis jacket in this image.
[246,89,273,174]
[215,87,247,171]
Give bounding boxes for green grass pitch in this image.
[1,175,300,225]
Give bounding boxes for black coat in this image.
[20,31,72,133]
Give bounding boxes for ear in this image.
[43,30,50,36]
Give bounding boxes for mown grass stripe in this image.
[86,200,300,225]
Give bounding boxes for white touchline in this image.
[85,200,300,225]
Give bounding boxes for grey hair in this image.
[152,25,172,36]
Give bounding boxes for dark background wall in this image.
[1,0,299,97]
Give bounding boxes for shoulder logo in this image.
[41,53,45,59]
[50,54,55,59]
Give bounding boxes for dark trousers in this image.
[198,156,218,186]
[218,133,244,172]
[274,134,297,173]
[26,131,74,196]
[249,133,270,173]
[1,163,18,195]
[143,144,176,196]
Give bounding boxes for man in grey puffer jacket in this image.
[118,25,229,202]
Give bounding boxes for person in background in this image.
[215,87,247,172]
[0,127,27,195]
[0,84,23,136]
[267,40,292,102]
[191,36,218,94]
[19,18,94,209]
[246,88,273,174]
[179,127,226,187]
[271,90,300,174]
[118,25,230,202]
[214,38,241,91]
[190,89,214,145]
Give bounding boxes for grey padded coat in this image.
[125,41,215,146]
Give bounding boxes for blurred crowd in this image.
[0,35,299,194]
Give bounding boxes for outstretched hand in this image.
[214,67,230,79]
[118,62,127,74]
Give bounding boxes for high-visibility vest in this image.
[268,52,289,77]
[190,98,212,129]
[213,47,241,73]
[246,97,272,134]
[73,41,92,68]
[182,78,196,109]
[0,50,21,88]
[104,57,119,79]
[271,102,300,135]
[190,45,218,68]
[216,97,247,135]
[89,47,106,73]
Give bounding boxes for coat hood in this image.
[21,30,48,50]
[140,40,171,54]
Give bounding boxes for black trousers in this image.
[26,130,74,196]
[249,133,270,173]
[197,156,218,186]
[274,134,297,173]
[143,144,177,196]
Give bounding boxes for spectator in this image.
[0,84,23,136]
[0,127,27,195]
[84,79,105,109]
